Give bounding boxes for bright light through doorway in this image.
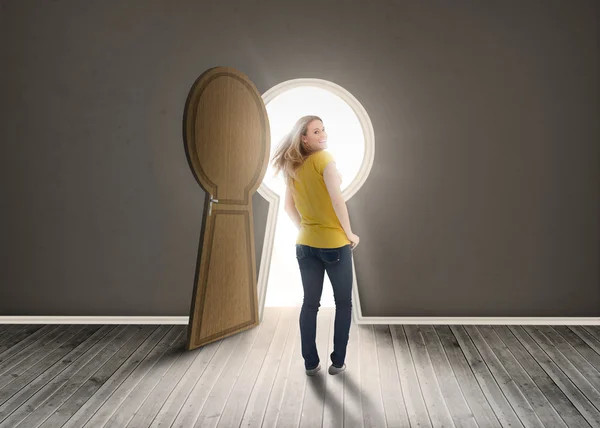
[262,86,365,307]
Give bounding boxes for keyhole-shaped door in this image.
[184,66,270,351]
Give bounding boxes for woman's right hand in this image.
[348,233,360,250]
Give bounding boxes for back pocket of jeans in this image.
[320,249,340,264]
[296,245,306,260]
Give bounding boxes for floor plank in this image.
[406,325,456,427]
[190,316,268,428]
[358,324,387,428]
[65,325,173,428]
[390,324,432,428]
[322,309,344,428]
[271,306,308,428]
[421,325,478,428]
[344,317,364,428]
[0,315,599,428]
[166,328,245,428]
[299,307,332,428]
[0,326,76,383]
[0,325,116,427]
[513,324,600,427]
[534,326,600,395]
[240,306,296,428]
[102,326,187,428]
[476,325,567,428]
[451,325,525,428]
[215,307,282,428]
[261,307,301,428]
[147,329,228,428]
[46,325,160,428]
[0,326,41,349]
[492,325,592,428]
[464,325,545,428]
[435,325,501,427]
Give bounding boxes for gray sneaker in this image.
[306,364,321,376]
[328,364,346,375]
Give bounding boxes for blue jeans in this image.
[295,244,353,370]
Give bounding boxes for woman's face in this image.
[302,120,327,152]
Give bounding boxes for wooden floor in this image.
[0,307,599,428]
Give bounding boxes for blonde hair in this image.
[270,115,322,189]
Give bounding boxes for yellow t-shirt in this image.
[292,150,351,249]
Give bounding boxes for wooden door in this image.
[183,66,270,351]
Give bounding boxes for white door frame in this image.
[256,78,374,324]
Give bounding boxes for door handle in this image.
[208,195,219,216]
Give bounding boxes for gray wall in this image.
[1,0,597,317]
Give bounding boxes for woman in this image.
[271,115,360,376]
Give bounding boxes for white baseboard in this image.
[1,315,598,325]
[0,316,189,325]
[353,316,600,325]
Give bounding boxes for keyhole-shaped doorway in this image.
[256,79,375,320]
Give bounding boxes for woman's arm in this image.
[323,162,353,237]
[284,185,302,230]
